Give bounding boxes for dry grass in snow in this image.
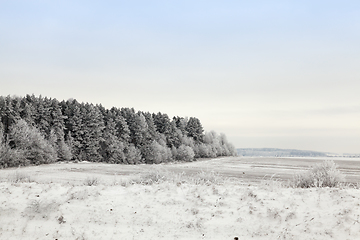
[0,169,360,240]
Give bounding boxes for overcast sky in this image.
[1,1,359,154]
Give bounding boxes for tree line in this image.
[0,95,236,168]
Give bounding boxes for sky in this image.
[1,1,359,154]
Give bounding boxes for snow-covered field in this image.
[0,157,359,240]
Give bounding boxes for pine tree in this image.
[81,103,105,162]
[67,103,84,159]
[173,116,188,135]
[167,121,182,148]
[0,95,20,135]
[122,109,150,148]
[49,99,72,161]
[142,112,158,142]
[153,113,182,148]
[20,95,36,126]
[34,96,52,138]
[153,112,171,135]
[185,117,204,143]
[120,108,137,145]
[100,118,126,163]
[114,115,131,143]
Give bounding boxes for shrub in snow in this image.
[291,160,345,188]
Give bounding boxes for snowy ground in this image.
[1,156,359,184]
[0,157,359,240]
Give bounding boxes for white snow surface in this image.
[0,157,360,240]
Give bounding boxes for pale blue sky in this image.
[1,1,359,154]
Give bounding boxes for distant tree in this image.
[175,144,195,162]
[67,104,84,159]
[180,134,195,148]
[81,103,105,162]
[197,143,216,158]
[59,99,73,137]
[100,118,126,163]
[141,140,172,164]
[0,122,4,139]
[0,95,20,135]
[108,107,131,143]
[142,112,158,142]
[134,112,151,147]
[153,112,171,135]
[171,146,178,159]
[124,144,142,164]
[154,113,181,148]
[96,103,107,120]
[121,108,141,146]
[185,117,204,143]
[20,95,36,126]
[49,99,72,161]
[167,121,183,148]
[9,119,56,165]
[0,122,10,167]
[34,96,52,137]
[219,133,237,156]
[173,116,188,135]
[204,131,221,156]
[0,121,23,168]
[115,115,131,143]
[10,96,22,122]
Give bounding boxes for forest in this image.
[0,95,236,168]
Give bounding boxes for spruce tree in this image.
[142,111,158,142]
[34,96,52,137]
[81,103,105,162]
[185,117,204,143]
[100,118,126,163]
[68,103,84,160]
[49,99,72,161]
[173,116,188,135]
[20,96,36,126]
[0,96,20,135]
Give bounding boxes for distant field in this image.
[1,156,359,184]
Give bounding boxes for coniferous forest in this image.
[0,95,237,168]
